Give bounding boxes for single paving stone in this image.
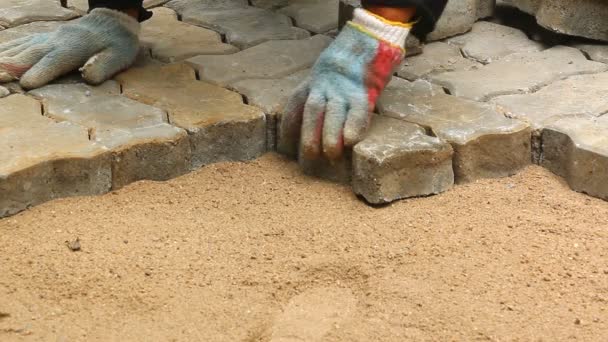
[427,0,477,41]
[115,63,267,169]
[187,35,332,87]
[430,46,608,102]
[0,21,64,44]
[0,94,111,218]
[231,69,310,151]
[572,43,608,64]
[165,0,248,12]
[541,115,608,200]
[278,0,339,34]
[251,0,289,10]
[0,0,78,28]
[29,82,191,189]
[447,21,545,64]
[493,72,608,163]
[379,77,531,183]
[397,42,481,81]
[353,116,454,204]
[476,0,496,19]
[176,5,309,49]
[141,7,237,63]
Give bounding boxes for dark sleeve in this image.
[88,0,153,22]
[362,0,448,39]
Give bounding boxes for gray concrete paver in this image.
[0,0,77,28]
[398,42,482,81]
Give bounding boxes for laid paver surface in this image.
[1,0,608,217]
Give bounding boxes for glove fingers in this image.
[300,89,327,160]
[0,44,50,83]
[343,97,371,147]
[0,40,36,58]
[0,36,32,52]
[322,95,348,160]
[277,80,310,158]
[81,48,138,85]
[20,48,86,89]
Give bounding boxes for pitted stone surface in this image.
[398,42,481,81]
[29,82,191,189]
[430,46,608,102]
[0,0,77,28]
[493,73,608,130]
[353,115,454,204]
[170,3,309,49]
[231,69,310,150]
[0,94,111,218]
[141,7,237,62]
[379,77,531,183]
[541,115,608,200]
[572,43,608,64]
[115,63,267,168]
[187,35,332,87]
[0,21,64,44]
[278,0,339,33]
[447,21,545,64]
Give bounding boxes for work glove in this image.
[0,8,140,89]
[279,8,412,160]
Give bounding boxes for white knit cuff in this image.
[352,8,411,48]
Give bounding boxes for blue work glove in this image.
[0,8,140,89]
[279,8,412,160]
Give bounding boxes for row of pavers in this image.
[1,0,608,218]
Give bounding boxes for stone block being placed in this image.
[115,63,267,169]
[167,0,309,49]
[430,46,608,102]
[500,0,607,42]
[353,116,454,204]
[0,94,111,218]
[29,81,191,189]
[0,0,77,28]
[397,42,481,81]
[447,21,545,64]
[141,7,238,62]
[541,115,608,201]
[379,77,531,183]
[187,35,332,87]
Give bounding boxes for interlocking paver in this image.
[167,0,309,49]
[397,42,481,81]
[141,7,237,62]
[278,0,339,34]
[430,46,608,102]
[251,0,289,10]
[0,21,64,44]
[353,116,454,204]
[0,94,111,218]
[541,115,608,200]
[0,0,77,28]
[231,69,310,150]
[447,21,545,64]
[115,63,266,168]
[572,43,608,64]
[379,77,531,183]
[187,35,332,87]
[29,82,191,189]
[427,0,476,41]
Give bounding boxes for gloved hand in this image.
[279,8,412,160]
[0,8,140,89]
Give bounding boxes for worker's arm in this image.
[279,1,448,160]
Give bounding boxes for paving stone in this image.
[476,0,496,19]
[397,42,482,81]
[141,7,237,63]
[165,0,249,12]
[69,0,168,13]
[187,35,332,87]
[251,0,289,10]
[299,151,353,184]
[0,21,64,44]
[278,0,339,34]
[231,69,310,150]
[0,86,9,98]
[541,115,608,200]
[115,63,267,168]
[427,0,477,41]
[0,0,78,28]
[430,46,608,102]
[168,1,309,49]
[572,42,608,64]
[353,116,454,204]
[0,94,111,218]
[447,21,545,64]
[378,77,531,183]
[501,0,607,41]
[29,82,191,189]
